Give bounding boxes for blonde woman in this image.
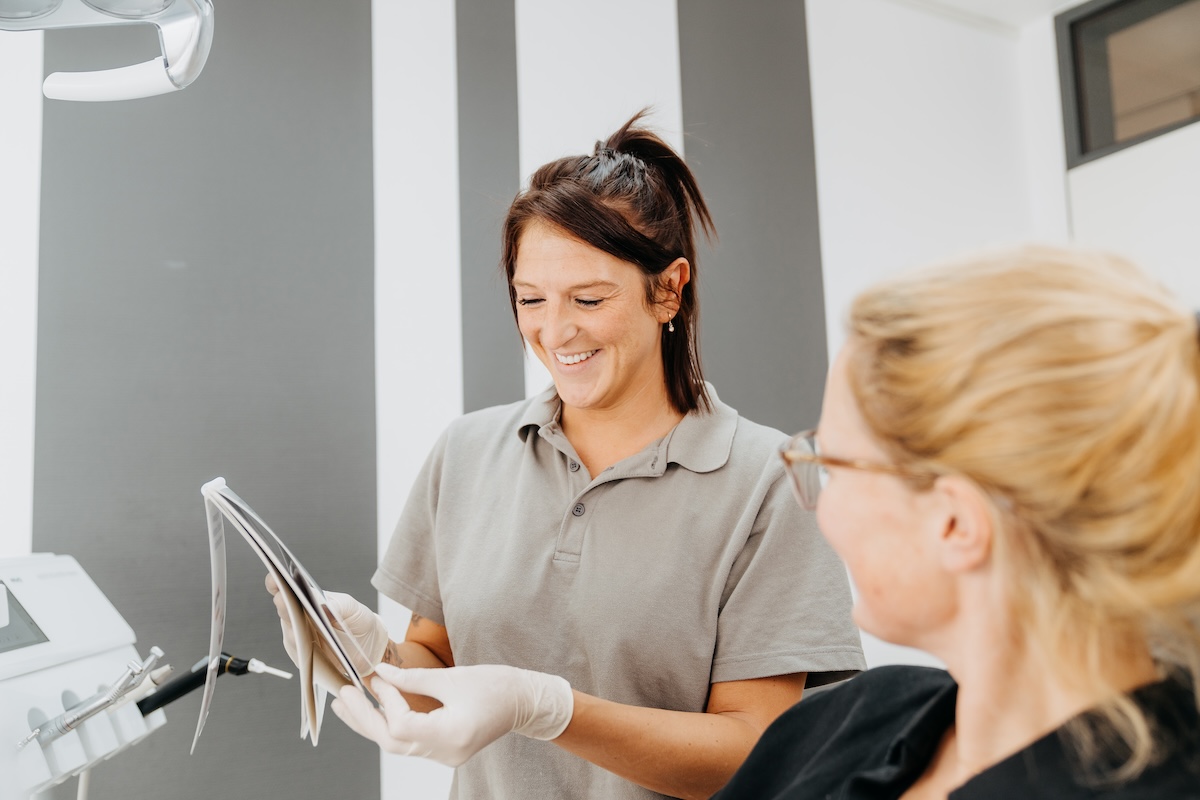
[714,246,1200,798]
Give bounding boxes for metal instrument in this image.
[17,646,164,750]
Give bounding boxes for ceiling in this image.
[891,0,1090,30]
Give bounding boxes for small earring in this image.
[668,319,675,333]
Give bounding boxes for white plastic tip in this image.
[248,659,293,680]
[200,476,227,496]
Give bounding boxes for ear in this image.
[930,475,994,574]
[656,258,691,321]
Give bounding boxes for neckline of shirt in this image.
[515,383,737,474]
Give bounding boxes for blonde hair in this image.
[846,245,1200,780]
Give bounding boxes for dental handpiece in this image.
[136,652,292,716]
[17,647,164,750]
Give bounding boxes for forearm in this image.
[375,640,449,712]
[554,692,760,800]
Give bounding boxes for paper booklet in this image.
[192,477,376,753]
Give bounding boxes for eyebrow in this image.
[510,280,620,293]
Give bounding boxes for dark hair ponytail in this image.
[502,109,715,414]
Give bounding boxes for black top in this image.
[712,665,1200,799]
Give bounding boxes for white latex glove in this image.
[331,662,574,767]
[265,575,389,676]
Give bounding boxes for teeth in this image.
[555,350,596,365]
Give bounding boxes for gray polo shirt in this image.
[373,385,865,800]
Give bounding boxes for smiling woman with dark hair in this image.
[268,111,865,800]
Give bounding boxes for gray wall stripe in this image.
[457,0,525,412]
[34,3,378,797]
[678,0,829,434]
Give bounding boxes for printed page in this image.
[195,477,375,749]
[192,493,227,753]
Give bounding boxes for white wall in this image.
[1068,121,1200,309]
[808,0,1198,669]
[373,1,462,797]
[806,0,1066,668]
[1015,15,1072,243]
[515,0,684,397]
[0,31,43,560]
[807,0,1039,362]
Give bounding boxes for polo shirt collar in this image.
[664,383,736,473]
[514,383,738,475]
[516,385,560,436]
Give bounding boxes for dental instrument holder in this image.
[0,554,168,798]
[18,646,164,750]
[0,0,214,102]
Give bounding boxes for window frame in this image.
[1057,0,1200,168]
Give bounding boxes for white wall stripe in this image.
[373,0,461,796]
[0,31,43,559]
[1016,14,1071,244]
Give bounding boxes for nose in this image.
[540,300,578,349]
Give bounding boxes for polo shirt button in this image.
[568,460,580,472]
[572,503,585,517]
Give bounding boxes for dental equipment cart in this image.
[0,554,166,800]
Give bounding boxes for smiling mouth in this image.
[555,349,597,365]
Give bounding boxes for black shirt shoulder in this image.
[712,667,1200,800]
[712,665,956,800]
[962,671,1200,800]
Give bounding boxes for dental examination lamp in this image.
[0,0,214,102]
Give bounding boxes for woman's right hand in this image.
[332,663,573,767]
[264,574,390,676]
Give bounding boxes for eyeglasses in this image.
[778,428,934,511]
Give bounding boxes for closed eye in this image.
[517,297,544,307]
[576,298,603,307]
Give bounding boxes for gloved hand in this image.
[331,662,574,767]
[265,574,390,676]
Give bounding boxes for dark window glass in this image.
[1059,0,1200,165]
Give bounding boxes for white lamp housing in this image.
[0,0,214,102]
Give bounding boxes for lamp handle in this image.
[42,0,213,102]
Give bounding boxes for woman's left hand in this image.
[331,663,574,767]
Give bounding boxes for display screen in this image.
[0,580,50,654]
